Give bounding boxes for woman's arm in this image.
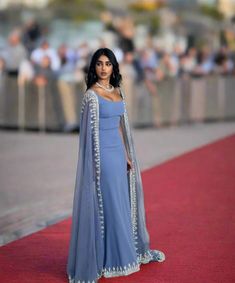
[119,123,133,170]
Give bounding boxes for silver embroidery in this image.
[101,261,140,277]
[81,91,104,238]
[68,276,96,283]
[121,90,139,251]
[68,254,161,283]
[137,250,153,264]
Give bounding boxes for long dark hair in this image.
[86,48,122,90]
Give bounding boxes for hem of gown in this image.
[67,249,166,283]
[68,264,140,283]
[101,262,140,278]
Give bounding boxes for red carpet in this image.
[0,134,235,283]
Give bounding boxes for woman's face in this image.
[95,55,113,81]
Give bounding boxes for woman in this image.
[66,48,165,283]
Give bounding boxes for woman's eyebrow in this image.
[97,60,111,63]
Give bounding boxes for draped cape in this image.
[67,89,159,283]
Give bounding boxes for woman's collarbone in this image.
[93,87,121,102]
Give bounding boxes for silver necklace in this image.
[96,82,114,92]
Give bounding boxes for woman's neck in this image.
[97,79,110,87]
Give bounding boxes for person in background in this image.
[214,46,234,75]
[33,55,63,129]
[156,52,179,80]
[192,46,214,77]
[120,51,136,123]
[57,44,79,132]
[178,47,197,77]
[31,39,60,72]
[2,30,27,77]
[140,47,162,127]
[22,18,42,54]
[0,57,6,79]
[34,55,56,86]
[18,57,35,86]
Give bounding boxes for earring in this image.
[112,73,115,78]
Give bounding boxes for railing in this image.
[0,75,234,132]
[0,76,84,132]
[129,75,235,127]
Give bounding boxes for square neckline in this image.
[90,88,123,103]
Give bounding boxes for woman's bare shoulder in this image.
[116,86,124,98]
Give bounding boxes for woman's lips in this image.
[101,72,107,75]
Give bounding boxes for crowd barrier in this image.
[0,76,84,132]
[0,75,234,132]
[130,75,235,127]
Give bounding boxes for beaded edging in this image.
[68,251,160,283]
[81,90,104,238]
[120,89,139,252]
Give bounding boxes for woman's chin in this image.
[98,74,110,80]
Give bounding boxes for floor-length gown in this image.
[97,93,140,276]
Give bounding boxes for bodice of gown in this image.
[98,95,124,130]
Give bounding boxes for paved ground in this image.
[0,121,235,246]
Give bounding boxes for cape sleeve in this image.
[119,87,165,263]
[66,92,104,283]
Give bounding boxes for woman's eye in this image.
[96,62,112,67]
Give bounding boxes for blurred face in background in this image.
[40,56,51,69]
[124,52,134,64]
[58,44,67,58]
[41,41,49,50]
[8,32,21,46]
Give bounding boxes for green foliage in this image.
[49,0,105,10]
[149,15,160,35]
[131,14,160,36]
[48,0,105,21]
[200,4,224,21]
[129,5,147,13]
[50,0,103,6]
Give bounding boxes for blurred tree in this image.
[49,0,105,8]
[200,4,224,21]
[128,0,164,35]
[149,15,160,35]
[48,0,105,21]
[129,0,165,12]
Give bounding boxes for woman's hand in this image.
[127,157,133,171]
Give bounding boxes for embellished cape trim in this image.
[68,251,164,283]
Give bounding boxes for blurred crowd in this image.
[0,19,235,131]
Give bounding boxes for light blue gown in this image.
[67,89,165,283]
[98,94,138,275]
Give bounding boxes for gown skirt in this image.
[97,94,139,276]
